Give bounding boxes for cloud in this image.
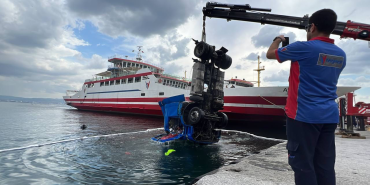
[66,0,199,38]
[260,51,267,61]
[243,52,259,61]
[264,70,289,82]
[74,54,107,70]
[242,51,268,62]
[0,0,369,99]
[251,26,297,48]
[235,64,242,70]
[338,76,370,87]
[145,34,192,74]
[0,1,88,49]
[337,40,370,74]
[149,37,190,62]
[0,0,99,98]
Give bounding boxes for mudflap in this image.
[151,133,183,143]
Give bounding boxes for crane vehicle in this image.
[152,2,370,144]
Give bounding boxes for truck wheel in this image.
[216,112,228,128]
[188,107,205,125]
[189,95,203,102]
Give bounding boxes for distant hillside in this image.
[0,95,65,104]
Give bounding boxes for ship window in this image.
[141,93,145,96]
[159,92,164,96]
[127,63,131,67]
[88,84,91,88]
[100,82,104,87]
[115,79,120,85]
[122,78,127,84]
[128,78,133,83]
[136,64,139,68]
[140,65,143,68]
[135,77,141,83]
[123,62,126,67]
[110,81,114,85]
[144,66,147,68]
[142,76,149,80]
[231,81,235,84]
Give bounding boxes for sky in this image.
[0,0,369,102]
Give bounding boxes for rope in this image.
[0,128,164,153]
[201,15,206,42]
[216,129,286,142]
[259,95,285,110]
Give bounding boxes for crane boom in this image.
[203,2,370,42]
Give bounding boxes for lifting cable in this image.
[0,128,164,153]
[259,95,285,110]
[201,16,206,42]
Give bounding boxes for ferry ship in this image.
[63,49,360,121]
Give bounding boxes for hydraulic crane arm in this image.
[203,2,370,42]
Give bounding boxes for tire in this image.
[216,112,228,128]
[189,95,203,102]
[187,107,205,125]
[194,42,214,60]
[219,55,232,70]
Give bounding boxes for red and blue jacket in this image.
[275,37,346,124]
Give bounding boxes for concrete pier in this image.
[195,130,370,185]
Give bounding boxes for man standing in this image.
[266,9,345,185]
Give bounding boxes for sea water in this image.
[0,102,281,184]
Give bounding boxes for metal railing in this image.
[161,73,190,82]
[66,90,79,96]
[108,55,164,70]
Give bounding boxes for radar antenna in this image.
[136,46,143,61]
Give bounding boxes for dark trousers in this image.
[286,117,337,185]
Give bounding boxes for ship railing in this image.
[108,55,164,70]
[66,90,79,96]
[85,76,111,82]
[160,73,190,82]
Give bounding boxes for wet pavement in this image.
[195,129,370,185]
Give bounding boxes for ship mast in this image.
[253,55,265,87]
[136,46,143,62]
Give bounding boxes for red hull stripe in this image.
[66,96,287,105]
[84,72,152,85]
[69,103,286,120]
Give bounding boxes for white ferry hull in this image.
[63,72,360,121]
